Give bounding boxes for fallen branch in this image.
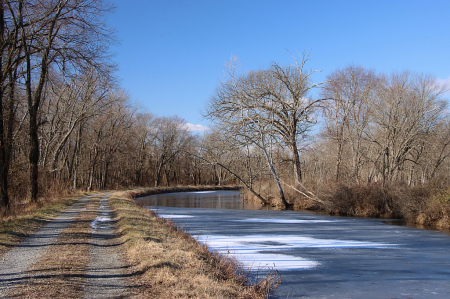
[279,179,327,205]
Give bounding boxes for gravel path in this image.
[0,193,128,298]
[83,195,128,298]
[0,194,96,296]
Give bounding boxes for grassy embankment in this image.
[111,186,279,298]
[244,181,450,229]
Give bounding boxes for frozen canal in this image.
[137,191,450,298]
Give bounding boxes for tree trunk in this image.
[101,162,109,190]
[164,166,170,187]
[261,137,289,208]
[155,162,163,187]
[88,166,94,191]
[213,164,219,185]
[335,141,343,181]
[0,2,21,208]
[29,111,39,201]
[0,1,7,208]
[290,142,303,184]
[0,92,7,208]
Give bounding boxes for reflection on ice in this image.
[159,214,195,219]
[235,218,334,224]
[196,234,397,271]
[190,191,216,194]
[242,252,318,270]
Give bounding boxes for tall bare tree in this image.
[0,0,24,207]
[321,65,378,182]
[152,116,193,187]
[205,55,327,207]
[367,72,447,184]
[11,0,114,201]
[39,69,114,180]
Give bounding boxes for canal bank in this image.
[110,189,278,298]
[137,189,450,299]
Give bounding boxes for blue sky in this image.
[108,0,450,131]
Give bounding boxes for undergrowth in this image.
[242,180,450,229]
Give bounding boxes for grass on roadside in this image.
[110,190,280,299]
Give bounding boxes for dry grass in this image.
[306,181,450,229]
[241,179,450,229]
[0,187,87,220]
[110,190,279,299]
[6,196,101,298]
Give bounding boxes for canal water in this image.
[136,191,450,298]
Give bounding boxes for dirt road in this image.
[0,194,128,298]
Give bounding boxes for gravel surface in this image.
[0,193,128,298]
[0,194,95,296]
[83,195,127,298]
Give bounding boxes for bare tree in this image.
[39,68,114,181]
[366,72,447,184]
[9,0,115,201]
[131,112,155,186]
[0,0,25,207]
[427,120,450,180]
[321,65,378,182]
[152,116,193,187]
[205,55,327,207]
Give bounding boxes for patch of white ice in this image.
[190,191,216,194]
[196,234,397,271]
[240,253,319,270]
[159,214,195,219]
[235,218,334,224]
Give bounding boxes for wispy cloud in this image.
[184,123,210,132]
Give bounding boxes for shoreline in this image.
[131,185,450,232]
[110,188,279,298]
[0,187,278,298]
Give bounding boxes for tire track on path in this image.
[83,194,128,298]
[0,194,99,297]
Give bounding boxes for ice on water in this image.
[196,234,396,271]
[234,218,334,224]
[158,214,195,219]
